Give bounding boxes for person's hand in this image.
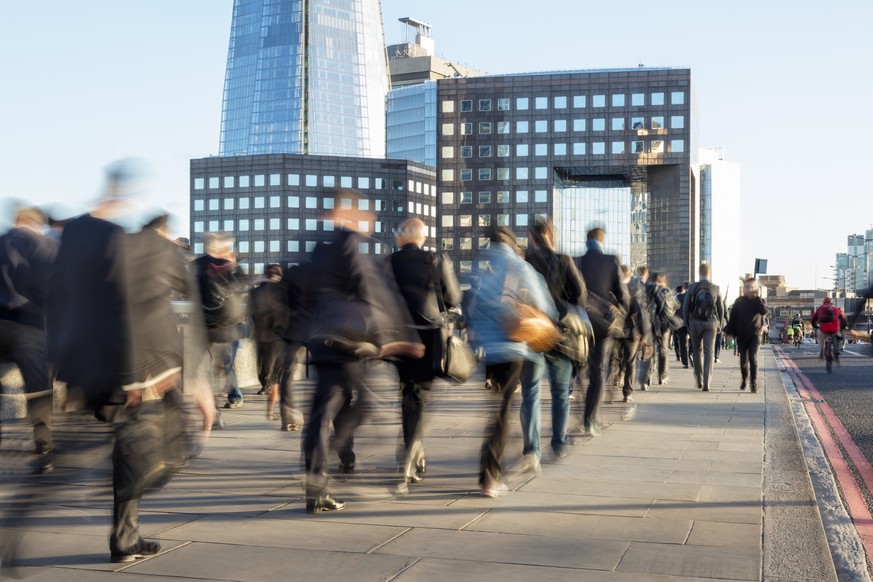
[187,377,215,432]
[380,341,425,359]
[848,330,870,342]
[125,388,143,407]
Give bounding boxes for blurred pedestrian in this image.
[389,218,461,493]
[303,190,422,513]
[194,232,247,413]
[643,272,676,387]
[724,278,767,392]
[0,207,58,473]
[575,228,629,436]
[520,217,586,469]
[683,263,726,392]
[616,265,650,402]
[249,264,288,422]
[470,226,556,496]
[673,283,690,368]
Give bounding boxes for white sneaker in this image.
[521,452,542,476]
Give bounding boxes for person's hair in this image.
[529,216,554,248]
[675,285,684,293]
[396,218,427,245]
[144,213,169,231]
[205,232,234,256]
[699,263,712,277]
[655,272,667,286]
[586,227,605,242]
[744,277,757,285]
[14,206,46,226]
[636,265,649,278]
[489,226,518,249]
[620,265,631,278]
[265,264,283,279]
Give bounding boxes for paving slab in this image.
[616,541,760,580]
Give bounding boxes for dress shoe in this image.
[111,539,161,563]
[282,423,301,432]
[740,381,746,391]
[306,494,346,513]
[338,462,355,474]
[406,473,423,484]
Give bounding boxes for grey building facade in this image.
[431,68,697,287]
[190,154,437,274]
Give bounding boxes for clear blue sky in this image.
[1,1,870,289]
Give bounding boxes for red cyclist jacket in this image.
[811,304,846,335]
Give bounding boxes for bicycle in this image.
[823,333,839,373]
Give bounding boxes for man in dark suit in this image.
[389,218,461,492]
[683,263,726,392]
[0,207,58,473]
[575,228,629,436]
[303,190,423,513]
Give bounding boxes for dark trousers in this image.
[674,327,689,367]
[737,335,761,387]
[479,360,523,487]
[644,332,671,385]
[304,361,366,498]
[584,337,613,425]
[689,320,718,390]
[0,320,53,450]
[256,340,284,388]
[616,338,639,397]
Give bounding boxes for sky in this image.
[1,1,871,289]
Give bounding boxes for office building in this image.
[430,68,697,286]
[699,147,741,303]
[190,154,437,273]
[218,0,389,158]
[386,18,481,87]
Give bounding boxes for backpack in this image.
[691,282,716,321]
[819,305,836,324]
[201,262,246,328]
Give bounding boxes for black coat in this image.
[0,226,58,328]
[390,244,461,328]
[575,248,629,311]
[250,279,289,343]
[725,296,768,337]
[526,246,588,310]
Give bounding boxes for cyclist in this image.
[785,325,795,344]
[793,323,804,346]
[811,297,848,359]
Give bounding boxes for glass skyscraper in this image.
[219,0,389,158]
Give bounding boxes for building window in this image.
[651,92,665,106]
[478,215,491,227]
[516,214,529,227]
[459,215,473,227]
[516,190,529,203]
[535,96,548,109]
[269,196,280,208]
[223,176,235,188]
[253,219,264,231]
[573,119,586,132]
[497,191,510,203]
[442,215,454,227]
[478,168,492,180]
[535,120,548,133]
[651,140,665,154]
[269,240,280,253]
[269,174,280,186]
[516,144,529,156]
[516,167,529,180]
[554,95,567,109]
[287,196,299,208]
[442,239,454,251]
[572,142,586,155]
[460,169,473,181]
[441,169,454,182]
[442,191,454,204]
[612,141,625,154]
[479,122,492,135]
[305,219,318,231]
[208,220,219,231]
[497,121,510,134]
[612,94,625,107]
[479,145,492,157]
[651,116,664,129]
[612,118,625,130]
[194,178,205,190]
[238,241,249,253]
[306,241,317,252]
[442,146,454,159]
[497,98,510,111]
[497,145,510,157]
[358,177,370,189]
[535,190,548,203]
[631,116,645,130]
[206,199,218,211]
[516,120,529,133]
[554,119,567,132]
[193,221,204,233]
[632,93,645,106]
[460,237,473,250]
[460,191,473,204]
[478,237,489,249]
[497,214,510,226]
[286,174,298,186]
[497,167,510,180]
[460,146,473,158]
[592,118,605,131]
[193,200,204,211]
[534,167,548,180]
[671,115,685,129]
[573,95,586,108]
[670,139,685,153]
[208,177,219,189]
[322,175,335,188]
[460,261,472,273]
[517,97,529,110]
[287,218,299,230]
[442,100,455,113]
[305,174,317,187]
[592,95,606,107]
[254,175,265,187]
[269,218,280,230]
[554,143,567,155]
[632,141,645,153]
[305,196,317,209]
[461,123,473,135]
[671,91,686,105]
[341,176,352,188]
[535,143,548,156]
[479,99,491,111]
[592,142,605,155]
[288,240,299,252]
[461,99,473,112]
[442,123,454,136]
[479,191,492,204]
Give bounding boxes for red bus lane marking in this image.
[778,348,873,550]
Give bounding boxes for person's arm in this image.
[438,253,463,308]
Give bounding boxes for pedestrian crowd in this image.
[0,159,771,565]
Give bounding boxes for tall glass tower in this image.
[219,0,389,158]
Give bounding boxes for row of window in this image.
[192,196,436,215]
[444,92,686,113]
[190,241,389,265]
[441,213,543,228]
[193,175,433,196]
[443,138,683,160]
[442,190,548,205]
[441,115,683,137]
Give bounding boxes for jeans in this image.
[520,351,573,458]
[209,341,241,403]
[644,332,671,385]
[480,361,523,487]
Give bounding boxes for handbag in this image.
[500,262,561,353]
[431,255,477,383]
[555,302,593,365]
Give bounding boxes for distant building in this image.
[387,18,481,87]
[218,0,389,158]
[699,148,741,304]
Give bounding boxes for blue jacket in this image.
[471,243,557,365]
